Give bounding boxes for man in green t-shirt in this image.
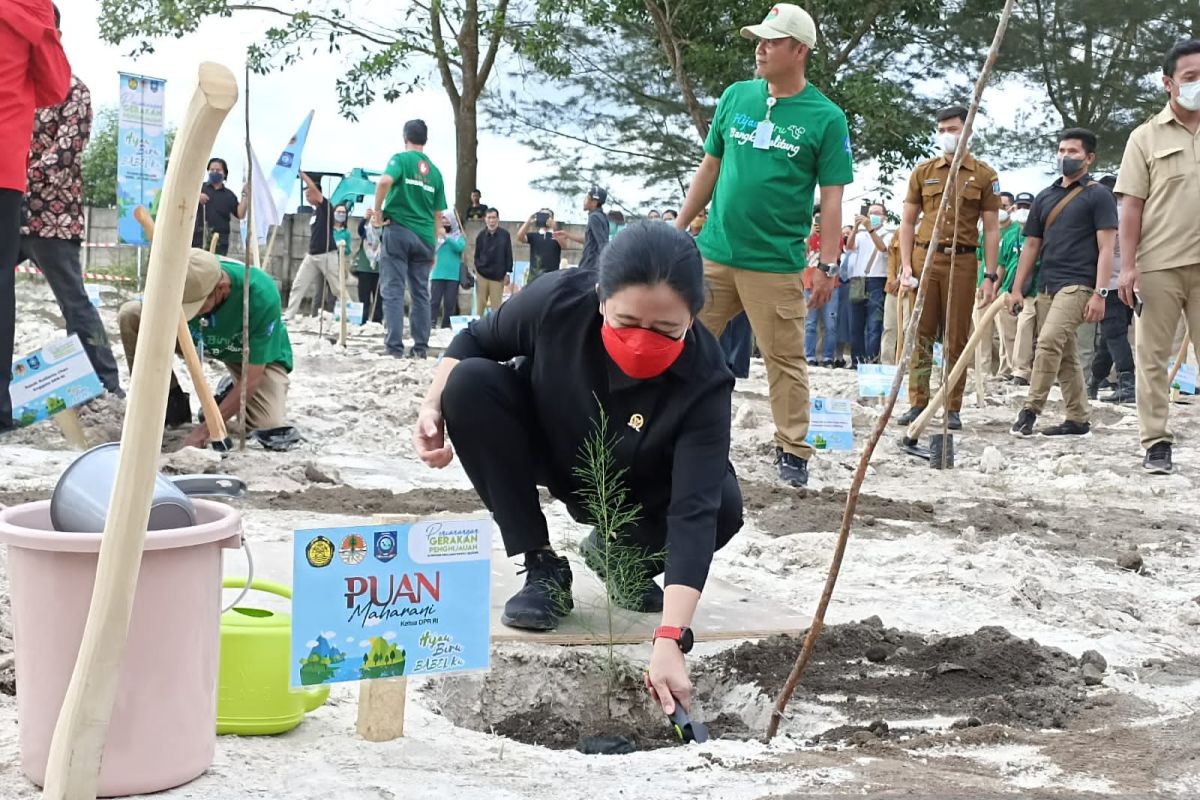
[972,191,1024,377]
[118,249,294,448]
[372,118,447,358]
[674,3,853,488]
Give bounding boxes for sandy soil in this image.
[2,280,1199,798]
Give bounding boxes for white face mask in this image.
[998,209,1010,224]
[938,132,960,154]
[1175,79,1200,111]
[1013,208,1030,225]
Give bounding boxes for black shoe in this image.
[1010,409,1036,438]
[946,411,962,431]
[821,360,834,369]
[1010,375,1030,387]
[407,348,428,359]
[500,550,574,631]
[1102,372,1135,404]
[776,447,809,487]
[580,530,664,613]
[1087,376,1100,401]
[1041,419,1091,438]
[833,359,847,369]
[165,389,192,427]
[896,406,926,425]
[1143,442,1173,475]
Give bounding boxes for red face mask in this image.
[601,320,686,379]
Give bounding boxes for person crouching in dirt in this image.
[118,248,294,449]
[413,222,744,714]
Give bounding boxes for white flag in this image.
[246,145,283,245]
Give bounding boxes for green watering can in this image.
[218,578,329,735]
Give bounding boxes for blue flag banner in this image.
[116,73,166,246]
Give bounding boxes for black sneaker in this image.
[1010,409,1036,438]
[1143,442,1173,475]
[896,406,926,425]
[821,360,834,369]
[500,550,574,631]
[1041,420,1091,438]
[580,529,664,613]
[946,411,962,430]
[165,389,192,428]
[776,447,809,487]
[1010,375,1030,387]
[407,348,428,360]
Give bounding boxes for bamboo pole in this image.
[338,241,349,347]
[40,63,237,797]
[239,62,254,452]
[1167,325,1191,386]
[764,0,1016,740]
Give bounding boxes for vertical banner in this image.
[116,72,167,245]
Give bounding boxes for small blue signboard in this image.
[805,397,854,451]
[9,334,104,427]
[291,518,492,687]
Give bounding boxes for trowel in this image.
[668,706,709,744]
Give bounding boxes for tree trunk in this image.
[454,100,478,218]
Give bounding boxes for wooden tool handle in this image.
[177,315,229,442]
[133,203,229,445]
[906,295,1007,440]
[41,62,238,800]
[1168,326,1191,385]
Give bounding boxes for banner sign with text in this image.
[291,518,492,687]
[9,334,103,426]
[116,73,167,246]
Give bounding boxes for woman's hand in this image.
[413,405,454,468]
[645,639,690,714]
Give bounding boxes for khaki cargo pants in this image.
[1023,286,1092,422]
[1135,263,1200,449]
[908,252,976,411]
[118,300,290,431]
[699,260,812,460]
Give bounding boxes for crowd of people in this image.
[5,0,1200,722]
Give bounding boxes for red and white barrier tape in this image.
[16,263,135,283]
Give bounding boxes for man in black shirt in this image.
[516,207,562,281]
[474,208,512,315]
[465,189,487,221]
[285,172,347,317]
[193,157,244,255]
[1008,128,1118,439]
[555,185,610,271]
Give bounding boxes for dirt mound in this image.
[249,486,485,516]
[741,481,935,535]
[709,621,1087,733]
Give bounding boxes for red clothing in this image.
[0,0,72,192]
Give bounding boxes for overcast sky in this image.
[58,0,1058,225]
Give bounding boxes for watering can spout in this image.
[303,686,331,713]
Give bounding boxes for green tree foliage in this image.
[81,107,176,207]
[488,0,970,207]
[97,0,578,215]
[949,0,1200,169]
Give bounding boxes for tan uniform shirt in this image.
[1115,103,1200,271]
[905,153,1002,248]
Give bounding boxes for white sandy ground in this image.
[2,280,1199,798]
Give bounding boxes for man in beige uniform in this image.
[1115,38,1200,475]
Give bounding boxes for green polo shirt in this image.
[697,79,854,273]
[188,259,293,372]
[380,150,447,249]
[976,221,1025,292]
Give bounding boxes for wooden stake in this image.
[338,242,349,347]
[40,62,237,798]
[895,293,909,364]
[1167,325,1191,386]
[764,0,1016,741]
[356,677,408,741]
[53,408,88,450]
[239,62,256,452]
[209,232,220,254]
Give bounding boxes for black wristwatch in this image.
[983,272,999,283]
[816,261,840,279]
[653,625,694,654]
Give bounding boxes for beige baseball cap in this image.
[181,248,224,320]
[741,4,817,47]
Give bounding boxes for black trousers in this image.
[441,358,744,573]
[430,279,459,328]
[1,189,22,427]
[19,236,122,392]
[1091,293,1135,380]
[354,271,384,323]
[192,229,230,255]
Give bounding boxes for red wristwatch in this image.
[653,625,694,654]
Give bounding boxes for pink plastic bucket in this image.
[0,499,241,797]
